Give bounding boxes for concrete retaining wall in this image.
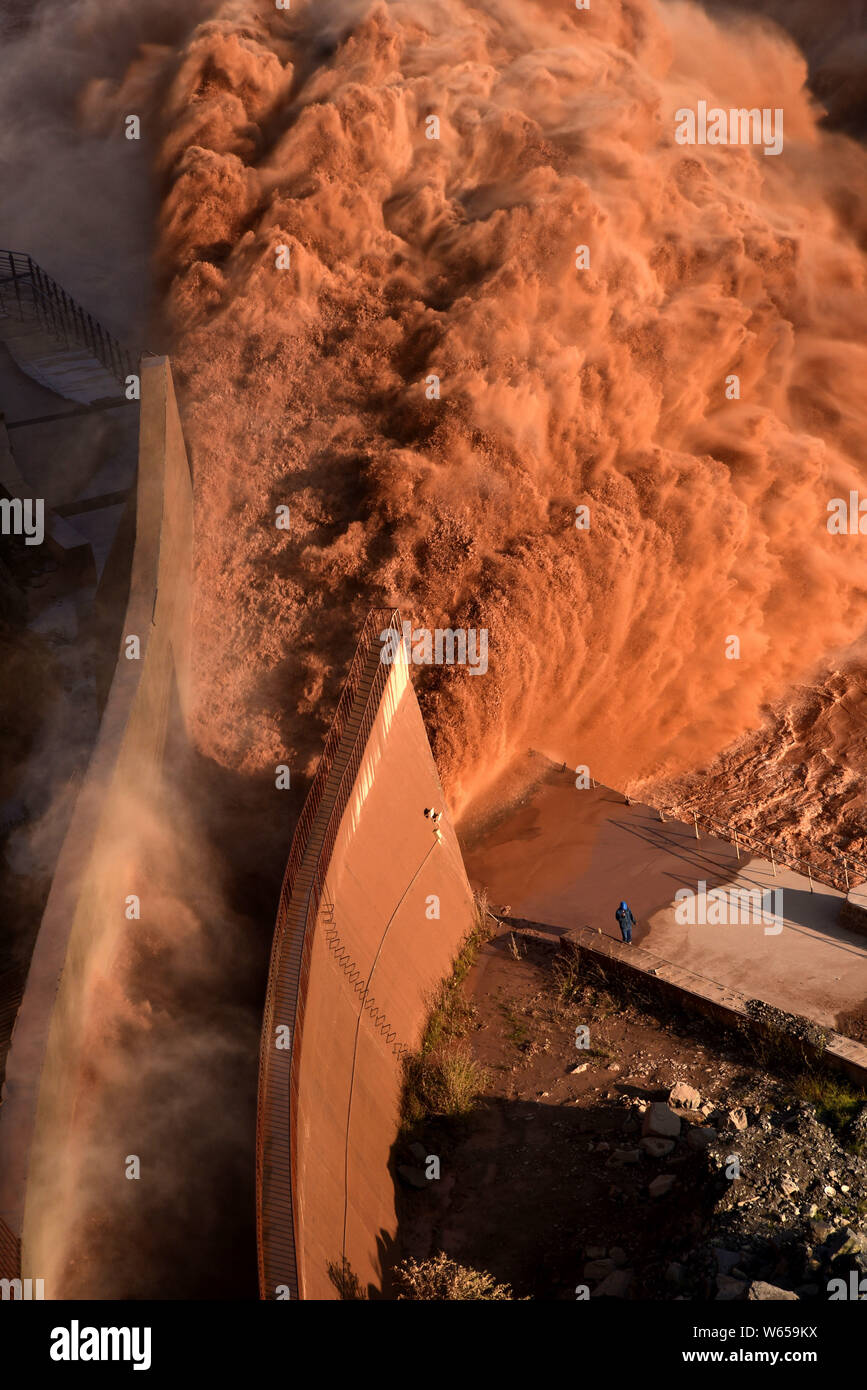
[0,358,192,1286]
[562,926,867,1089]
[840,891,867,939]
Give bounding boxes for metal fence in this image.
[0,249,136,386]
[256,608,401,1300]
[570,766,866,896]
[652,801,866,896]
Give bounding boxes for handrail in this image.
[256,607,402,1300]
[565,765,866,896]
[278,608,399,908]
[650,800,866,896]
[0,249,136,388]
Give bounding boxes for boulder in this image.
[642,1103,681,1140]
[641,1137,675,1158]
[670,1082,701,1110]
[609,1148,640,1166]
[584,1258,616,1280]
[728,1107,748,1131]
[830,1228,867,1275]
[747,1282,800,1301]
[648,1174,677,1199]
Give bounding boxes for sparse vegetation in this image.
[400,892,492,1127]
[394,920,867,1302]
[553,949,582,1004]
[791,1072,865,1137]
[402,1041,487,1125]
[394,1252,525,1300]
[499,1001,532,1051]
[507,930,524,960]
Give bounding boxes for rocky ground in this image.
[394,926,867,1299]
[587,1084,867,1301]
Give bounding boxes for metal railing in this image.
[277,608,400,911]
[651,799,866,896]
[256,608,402,1300]
[567,766,866,896]
[0,1214,21,1283]
[0,249,136,387]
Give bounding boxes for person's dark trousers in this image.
[619,923,632,944]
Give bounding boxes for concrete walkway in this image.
[460,768,867,1034]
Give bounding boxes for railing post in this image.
[44,272,60,340]
[693,810,699,840]
[100,324,111,373]
[76,303,90,356]
[9,249,22,316]
[57,281,69,344]
[41,269,54,336]
[66,294,77,347]
[30,260,45,331]
[770,846,776,877]
[807,863,813,894]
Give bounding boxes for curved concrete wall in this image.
[0,357,192,1285]
[258,640,476,1300]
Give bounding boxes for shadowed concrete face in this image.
[0,359,194,1292]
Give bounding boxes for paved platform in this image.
[461,769,867,1034]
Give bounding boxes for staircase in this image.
[0,251,135,404]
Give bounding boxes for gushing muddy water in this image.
[3,0,867,1295]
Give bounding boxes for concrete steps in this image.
[0,313,121,404]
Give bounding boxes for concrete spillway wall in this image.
[0,358,192,1285]
[563,926,867,1088]
[258,626,476,1300]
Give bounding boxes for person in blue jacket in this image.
[615,900,635,944]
